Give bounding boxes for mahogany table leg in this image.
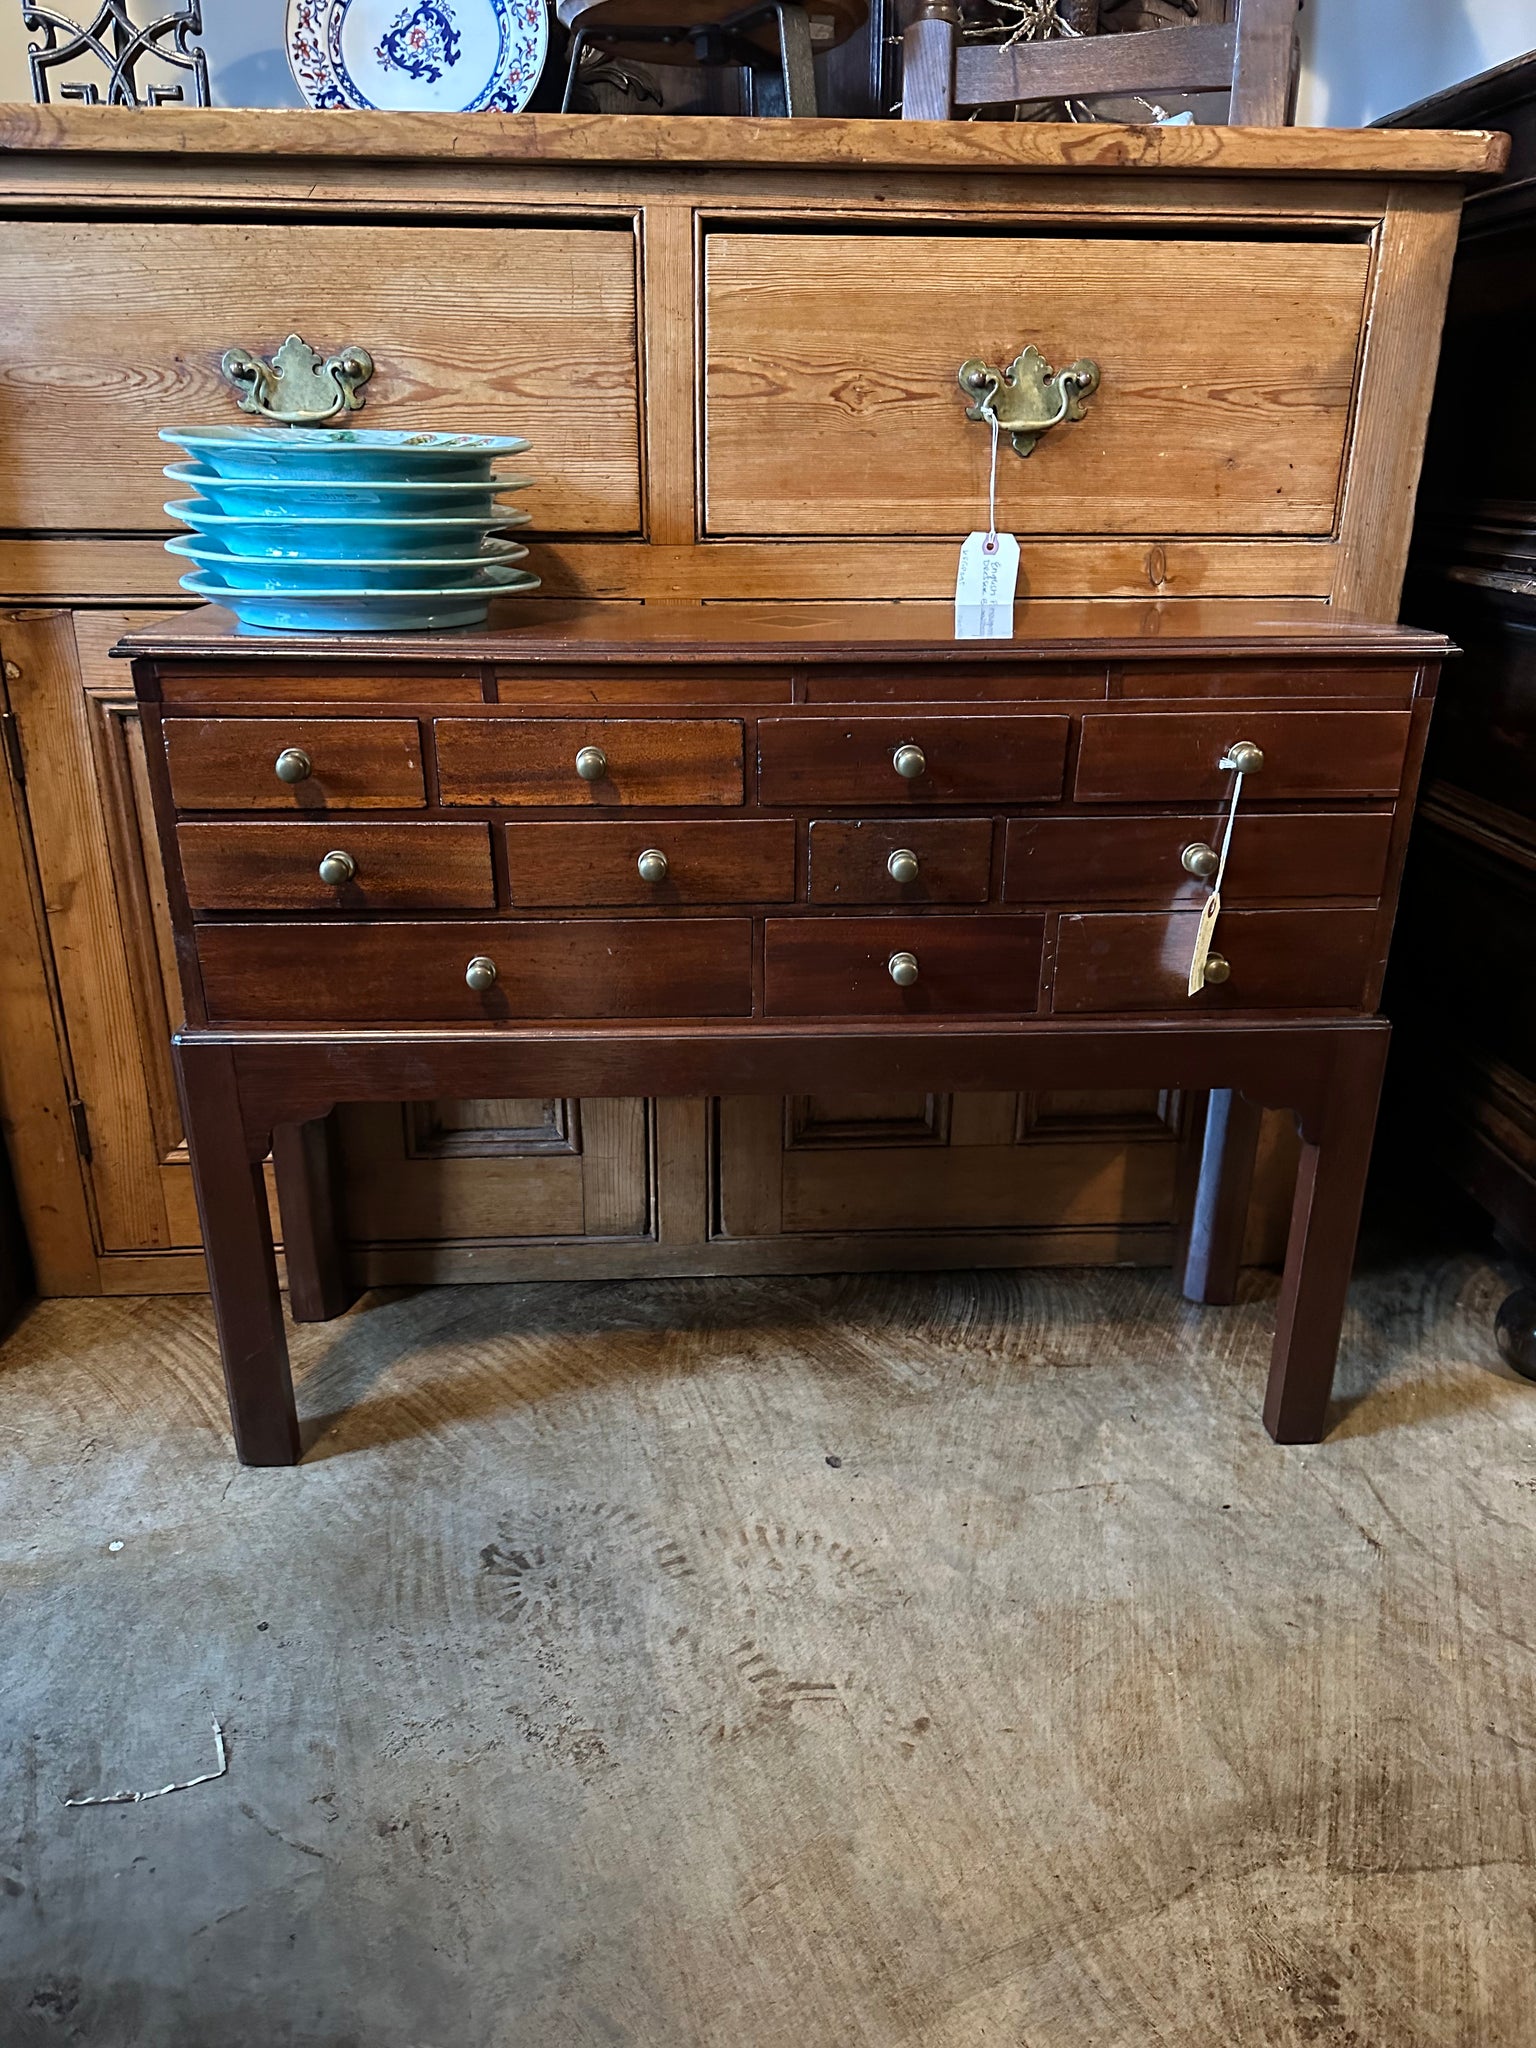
[1180,1089,1262,1305]
[273,1114,360,1325]
[1262,1028,1390,1444]
[175,1042,301,1467]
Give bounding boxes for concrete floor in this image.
[1,1247,1533,2047]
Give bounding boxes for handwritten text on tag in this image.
[955,531,1019,640]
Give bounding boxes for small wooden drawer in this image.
[178,822,495,913]
[1051,909,1381,1014]
[506,821,795,906]
[808,819,992,904]
[197,919,754,1023]
[165,717,424,811]
[758,717,1069,805]
[764,916,1044,1016]
[1074,711,1412,802]
[436,719,744,807]
[1004,811,1395,906]
[1116,664,1416,703]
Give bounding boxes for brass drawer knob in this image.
[637,848,669,883]
[892,743,927,781]
[465,955,498,993]
[575,745,608,782]
[887,848,920,884]
[1181,841,1219,879]
[1224,741,1264,775]
[317,849,356,886]
[888,950,920,987]
[1203,952,1231,985]
[274,747,312,785]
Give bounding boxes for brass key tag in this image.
[1187,889,1222,995]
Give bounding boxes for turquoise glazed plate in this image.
[164,462,534,517]
[179,566,540,633]
[166,532,527,590]
[165,500,532,559]
[160,425,531,481]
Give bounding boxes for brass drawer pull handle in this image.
[1222,741,1264,775]
[1181,842,1219,879]
[274,747,312,785]
[892,744,926,781]
[887,848,920,883]
[465,956,498,993]
[1202,952,1231,986]
[575,745,608,782]
[888,950,920,987]
[637,848,668,882]
[221,333,374,425]
[958,345,1100,459]
[317,849,356,886]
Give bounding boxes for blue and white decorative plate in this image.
[287,0,548,113]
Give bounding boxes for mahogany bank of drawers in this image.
[122,598,1447,1464]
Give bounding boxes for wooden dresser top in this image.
[119,600,1451,669]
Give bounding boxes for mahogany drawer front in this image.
[1052,909,1381,1015]
[197,920,754,1023]
[165,718,424,812]
[764,917,1044,1017]
[1116,664,1416,703]
[808,819,992,904]
[506,821,795,906]
[1074,712,1412,802]
[178,822,495,913]
[758,717,1069,805]
[436,719,744,807]
[1005,811,1395,906]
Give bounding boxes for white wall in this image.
[0,0,1532,117]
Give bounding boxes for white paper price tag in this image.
[955,531,1019,640]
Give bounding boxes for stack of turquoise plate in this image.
[160,425,540,632]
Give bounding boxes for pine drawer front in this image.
[1052,909,1382,1014]
[1074,712,1412,803]
[704,232,1371,539]
[758,717,1069,805]
[1005,812,1396,907]
[178,823,495,913]
[808,819,993,904]
[197,920,755,1023]
[436,719,745,807]
[165,718,425,811]
[506,821,795,906]
[764,917,1044,1016]
[0,220,641,535]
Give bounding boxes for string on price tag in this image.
[1187,755,1248,995]
[955,410,1019,640]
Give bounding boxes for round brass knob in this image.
[1203,952,1231,985]
[887,848,920,884]
[274,747,312,785]
[465,956,498,993]
[317,849,356,886]
[888,950,920,987]
[575,745,608,782]
[892,743,927,781]
[1226,741,1264,776]
[1181,842,1219,879]
[637,848,668,883]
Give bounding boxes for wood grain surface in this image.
[179,822,496,912]
[1073,710,1413,802]
[764,916,1045,1016]
[506,820,796,906]
[436,718,745,807]
[1004,811,1396,906]
[757,716,1070,804]
[1052,908,1381,1013]
[807,819,994,904]
[165,717,425,812]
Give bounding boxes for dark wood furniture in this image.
[1384,58,1536,1320]
[558,0,869,114]
[120,597,1446,1465]
[901,0,1300,125]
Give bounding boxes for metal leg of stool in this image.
[560,29,589,111]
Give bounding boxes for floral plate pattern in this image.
[286,0,548,113]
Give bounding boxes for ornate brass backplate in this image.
[958,345,1101,458]
[220,333,375,425]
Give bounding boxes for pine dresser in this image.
[0,109,1503,1370]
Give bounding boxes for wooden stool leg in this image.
[176,1043,301,1468]
[773,2,818,114]
[559,29,588,112]
[273,1114,359,1325]
[1262,1030,1390,1444]
[1180,1088,1262,1305]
